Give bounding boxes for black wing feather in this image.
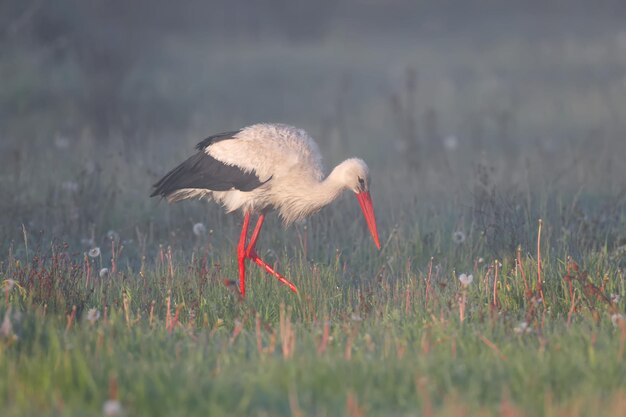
[195,130,242,151]
[151,148,265,199]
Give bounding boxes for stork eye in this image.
[357,177,365,189]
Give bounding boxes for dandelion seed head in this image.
[514,321,531,334]
[99,268,109,278]
[86,308,100,324]
[350,313,363,322]
[611,313,623,326]
[88,247,101,258]
[103,399,122,417]
[193,222,207,236]
[452,231,466,244]
[106,230,120,241]
[3,279,16,291]
[458,273,473,287]
[443,135,459,151]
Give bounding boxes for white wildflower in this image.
[61,181,79,193]
[610,294,620,304]
[514,321,531,334]
[458,273,473,287]
[99,268,109,278]
[478,257,485,264]
[193,222,207,236]
[350,313,363,322]
[443,135,459,151]
[103,399,122,417]
[54,135,70,149]
[86,308,100,325]
[611,313,624,327]
[88,247,101,258]
[452,231,466,244]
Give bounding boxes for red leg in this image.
[245,214,298,293]
[248,249,298,293]
[246,214,265,258]
[237,213,251,297]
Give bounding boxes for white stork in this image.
[151,123,380,296]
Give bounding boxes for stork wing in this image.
[195,130,242,151]
[150,150,267,200]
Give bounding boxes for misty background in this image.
[1,0,626,259]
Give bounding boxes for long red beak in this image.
[356,191,381,249]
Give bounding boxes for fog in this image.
[1,1,626,251]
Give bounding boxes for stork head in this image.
[335,158,381,250]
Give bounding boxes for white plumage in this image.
[152,123,380,296]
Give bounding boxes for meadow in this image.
[2,4,626,416]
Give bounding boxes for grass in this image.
[1,206,625,416]
[2,7,626,416]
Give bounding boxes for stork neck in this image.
[314,169,347,206]
[278,164,348,224]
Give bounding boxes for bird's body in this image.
[152,123,380,296]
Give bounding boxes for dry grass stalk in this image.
[170,303,183,333]
[459,292,467,323]
[346,391,366,417]
[493,260,500,307]
[111,239,117,275]
[165,290,171,331]
[254,313,277,354]
[421,331,430,355]
[84,253,91,287]
[478,333,508,361]
[516,246,531,299]
[537,219,544,301]
[396,340,407,359]
[289,389,305,417]
[229,319,244,345]
[499,389,523,417]
[416,376,433,417]
[167,246,174,281]
[567,292,577,327]
[425,257,433,305]
[405,285,411,315]
[122,294,130,327]
[149,300,155,327]
[317,319,330,355]
[280,303,295,359]
[65,305,77,333]
[483,263,494,301]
